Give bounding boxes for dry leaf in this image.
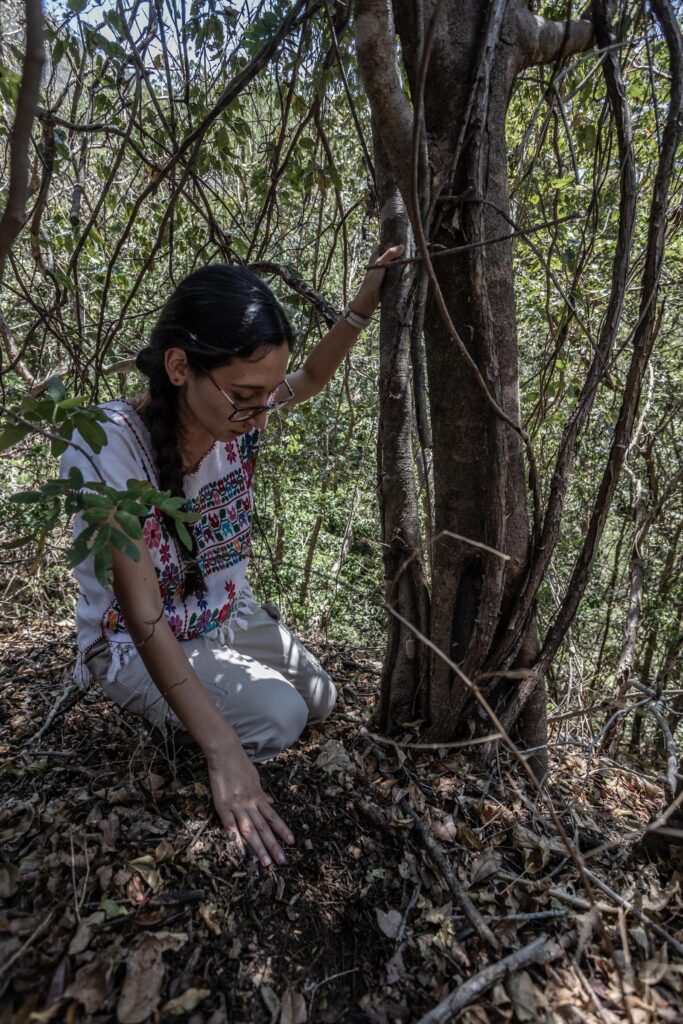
[67,910,105,955]
[161,988,210,1016]
[506,970,548,1021]
[117,932,187,1024]
[128,855,162,892]
[385,947,406,985]
[199,902,222,935]
[314,739,352,775]
[64,946,120,1014]
[456,823,485,852]
[0,863,18,898]
[375,908,402,939]
[260,984,280,1022]
[279,988,307,1024]
[154,839,175,863]
[469,849,501,885]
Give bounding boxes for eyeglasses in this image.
[201,367,295,422]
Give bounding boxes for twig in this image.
[0,910,56,979]
[582,867,683,958]
[414,935,565,1024]
[27,678,83,746]
[360,725,503,752]
[407,805,500,953]
[364,212,581,267]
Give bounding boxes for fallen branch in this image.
[27,677,83,746]
[414,934,565,1024]
[407,805,500,953]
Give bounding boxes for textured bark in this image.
[371,129,431,730]
[355,0,600,752]
[600,476,647,755]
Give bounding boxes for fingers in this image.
[260,800,295,846]
[219,809,246,859]
[220,799,294,868]
[369,243,405,268]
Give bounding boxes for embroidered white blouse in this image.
[60,400,260,686]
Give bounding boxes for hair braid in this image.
[142,367,206,599]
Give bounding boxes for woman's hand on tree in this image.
[206,743,294,866]
[350,243,405,317]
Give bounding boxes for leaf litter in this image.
[1,623,682,1023]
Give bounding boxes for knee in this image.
[256,685,309,760]
[308,670,337,724]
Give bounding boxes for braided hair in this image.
[135,264,293,599]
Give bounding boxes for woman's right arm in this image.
[110,536,294,866]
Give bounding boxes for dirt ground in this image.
[1,619,682,1023]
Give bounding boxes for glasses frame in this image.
[200,366,294,422]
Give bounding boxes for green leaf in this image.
[68,0,88,13]
[100,897,128,919]
[67,526,96,568]
[114,510,143,539]
[46,377,66,404]
[73,412,108,453]
[67,466,84,489]
[51,436,68,458]
[93,544,113,588]
[110,528,141,562]
[176,519,193,551]
[9,490,43,504]
[0,424,30,452]
[0,534,35,551]
[119,499,152,517]
[91,525,112,554]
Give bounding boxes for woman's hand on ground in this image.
[206,744,294,867]
[350,243,405,317]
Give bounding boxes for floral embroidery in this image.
[97,413,259,648]
[167,614,183,637]
[143,517,161,548]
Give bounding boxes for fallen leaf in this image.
[314,739,352,775]
[280,988,307,1024]
[0,863,18,898]
[375,908,402,939]
[161,988,210,1016]
[67,910,105,955]
[128,855,162,892]
[506,969,548,1021]
[64,946,120,1014]
[199,902,222,935]
[469,849,501,885]
[385,947,406,985]
[100,897,128,920]
[154,839,175,863]
[117,932,187,1024]
[260,984,280,1022]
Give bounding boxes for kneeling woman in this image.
[61,247,402,868]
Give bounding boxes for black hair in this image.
[135,264,292,598]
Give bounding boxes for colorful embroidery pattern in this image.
[100,430,258,645]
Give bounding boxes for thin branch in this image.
[0,0,46,281]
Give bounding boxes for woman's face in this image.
[165,344,290,445]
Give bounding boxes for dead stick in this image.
[583,867,683,958]
[407,805,500,953]
[414,935,564,1024]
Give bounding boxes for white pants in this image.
[86,605,337,761]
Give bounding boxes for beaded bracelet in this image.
[342,304,372,330]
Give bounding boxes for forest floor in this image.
[1,616,682,1024]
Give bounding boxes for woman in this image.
[61,245,403,868]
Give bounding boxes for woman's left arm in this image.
[286,244,404,404]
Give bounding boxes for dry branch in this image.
[414,934,565,1024]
